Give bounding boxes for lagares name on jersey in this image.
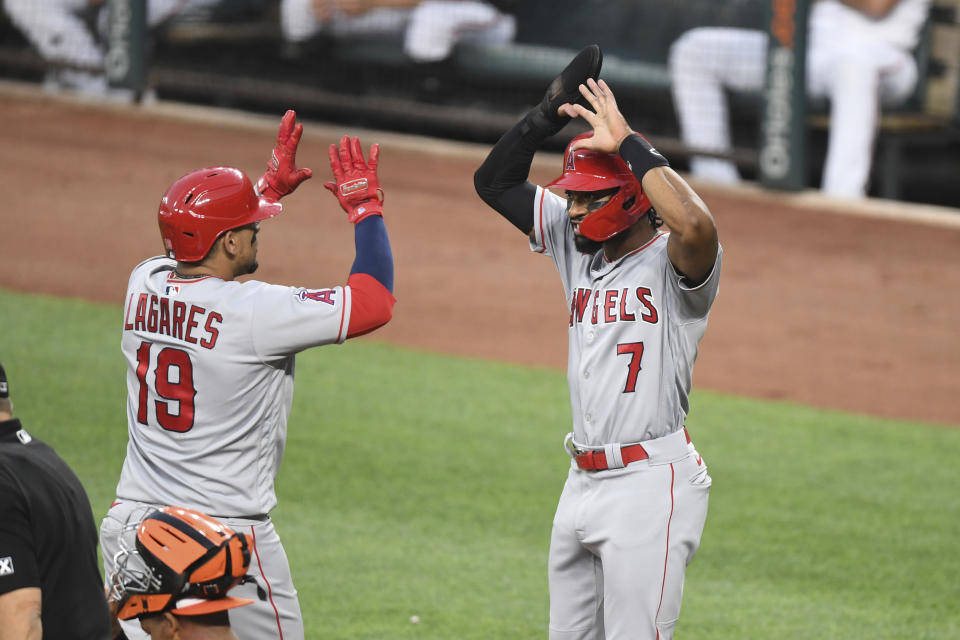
[569,286,659,327]
[123,293,222,349]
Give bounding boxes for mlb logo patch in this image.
[0,556,14,576]
[165,285,181,296]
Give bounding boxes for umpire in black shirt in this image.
[0,363,111,639]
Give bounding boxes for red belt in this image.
[573,428,691,471]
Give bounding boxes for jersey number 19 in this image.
[135,340,197,432]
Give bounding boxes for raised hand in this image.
[256,110,313,201]
[323,136,383,224]
[559,79,634,153]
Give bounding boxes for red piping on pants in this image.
[655,463,676,639]
[250,525,284,639]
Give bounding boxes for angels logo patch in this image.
[296,288,337,305]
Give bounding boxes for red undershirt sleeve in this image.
[345,273,396,338]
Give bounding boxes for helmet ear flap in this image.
[577,180,650,242]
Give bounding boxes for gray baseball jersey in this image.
[114,255,353,517]
[533,186,721,639]
[530,187,722,446]
[105,255,356,640]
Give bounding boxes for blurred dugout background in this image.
[1,0,958,206]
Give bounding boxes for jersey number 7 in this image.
[135,341,197,432]
[616,342,645,393]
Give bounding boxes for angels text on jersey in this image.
[569,286,658,327]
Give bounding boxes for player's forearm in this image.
[0,619,41,640]
[0,588,43,640]
[616,132,713,247]
[643,167,718,282]
[0,621,42,640]
[474,114,542,233]
[345,215,395,338]
[642,168,715,243]
[349,215,393,293]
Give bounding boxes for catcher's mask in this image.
[158,167,282,262]
[546,133,652,242]
[110,506,256,620]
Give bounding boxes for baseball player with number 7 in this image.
[100,111,396,640]
[475,46,721,639]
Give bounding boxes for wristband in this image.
[348,199,383,225]
[619,133,670,181]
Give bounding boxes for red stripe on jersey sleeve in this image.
[346,273,396,339]
[536,188,547,253]
[336,287,348,344]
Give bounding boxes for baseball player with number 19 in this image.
[475,46,721,639]
[100,110,396,640]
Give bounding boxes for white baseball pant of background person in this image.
[280,0,514,62]
[102,500,304,640]
[280,0,409,43]
[669,0,929,198]
[402,0,515,62]
[3,0,220,94]
[3,0,102,90]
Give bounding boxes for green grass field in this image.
[2,288,958,639]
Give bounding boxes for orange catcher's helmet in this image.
[111,506,255,620]
[546,133,652,242]
[158,167,282,262]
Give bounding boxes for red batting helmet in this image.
[111,506,255,620]
[158,167,282,262]
[546,133,651,242]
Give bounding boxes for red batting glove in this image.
[256,110,313,201]
[323,136,383,224]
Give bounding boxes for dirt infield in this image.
[2,86,958,425]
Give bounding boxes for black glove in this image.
[522,44,603,136]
